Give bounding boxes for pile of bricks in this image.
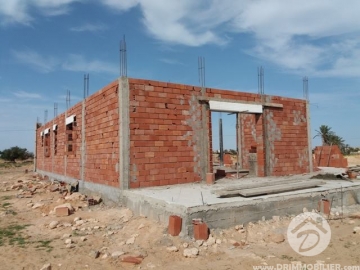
[314,145,348,168]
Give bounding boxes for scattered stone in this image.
[65,239,72,244]
[195,240,204,247]
[49,185,59,192]
[92,195,102,204]
[74,217,81,222]
[349,220,355,225]
[27,203,34,207]
[66,243,75,249]
[234,224,243,231]
[63,222,72,227]
[93,226,100,230]
[353,227,360,234]
[206,235,216,246]
[65,192,85,201]
[101,254,108,259]
[147,262,156,269]
[262,216,266,221]
[215,239,222,245]
[182,242,189,248]
[335,212,340,216]
[166,246,179,252]
[80,236,87,242]
[62,234,71,239]
[269,233,285,243]
[75,220,85,226]
[126,237,135,245]
[272,216,280,222]
[119,208,133,222]
[32,202,44,209]
[49,221,59,229]
[40,263,51,270]
[303,207,308,213]
[183,248,199,258]
[138,224,145,230]
[111,251,125,258]
[89,250,100,259]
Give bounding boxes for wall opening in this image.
[66,118,76,154]
[211,111,239,177]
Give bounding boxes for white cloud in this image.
[12,49,58,73]
[70,22,108,32]
[13,91,42,99]
[5,0,360,77]
[0,0,32,25]
[100,0,139,11]
[61,54,118,74]
[160,58,184,65]
[0,0,80,25]
[13,49,118,74]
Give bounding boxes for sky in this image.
[0,0,359,153]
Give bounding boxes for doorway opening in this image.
[210,111,245,179]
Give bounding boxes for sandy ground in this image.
[346,154,360,167]
[1,164,360,270]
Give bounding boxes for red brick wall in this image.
[206,88,309,176]
[36,80,119,187]
[128,79,203,188]
[85,81,119,187]
[36,78,310,190]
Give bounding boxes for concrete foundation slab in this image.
[122,174,360,236]
[37,167,360,237]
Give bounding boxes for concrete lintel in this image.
[198,96,283,109]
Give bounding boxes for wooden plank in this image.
[239,180,325,197]
[213,179,305,195]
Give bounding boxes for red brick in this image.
[168,215,182,236]
[56,207,69,217]
[193,222,209,240]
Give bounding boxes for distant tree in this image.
[314,125,349,155]
[314,125,334,146]
[0,146,33,162]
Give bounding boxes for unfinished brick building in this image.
[35,77,313,199]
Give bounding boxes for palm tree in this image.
[314,125,334,146]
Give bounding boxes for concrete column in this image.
[236,113,242,170]
[200,103,209,181]
[306,101,313,172]
[119,77,130,190]
[263,108,271,176]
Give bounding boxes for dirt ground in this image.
[1,164,360,270]
[346,154,360,167]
